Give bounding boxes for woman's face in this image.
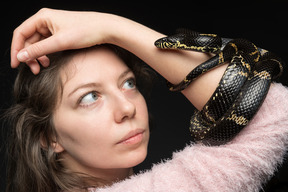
[52,47,149,178]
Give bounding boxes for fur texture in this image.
[91,83,288,192]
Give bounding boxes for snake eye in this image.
[167,35,184,43]
[161,37,168,42]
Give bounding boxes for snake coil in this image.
[155,29,284,146]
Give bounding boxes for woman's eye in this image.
[123,78,136,90]
[79,91,98,106]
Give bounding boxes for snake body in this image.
[155,29,284,145]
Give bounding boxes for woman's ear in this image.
[40,134,65,153]
[51,141,65,153]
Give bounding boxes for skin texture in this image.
[52,47,150,184]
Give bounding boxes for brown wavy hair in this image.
[5,44,154,192]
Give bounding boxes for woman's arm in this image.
[11,8,227,110]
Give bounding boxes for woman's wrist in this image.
[96,13,124,45]
[105,14,163,50]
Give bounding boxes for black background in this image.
[1,1,288,191]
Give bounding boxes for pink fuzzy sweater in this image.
[92,83,288,192]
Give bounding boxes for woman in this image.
[6,44,153,191]
[7,8,288,191]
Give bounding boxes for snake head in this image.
[154,37,169,49]
[154,34,186,49]
[155,29,198,49]
[155,31,221,53]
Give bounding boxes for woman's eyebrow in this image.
[68,82,100,97]
[68,69,133,97]
[118,69,133,81]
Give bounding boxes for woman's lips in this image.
[117,129,145,145]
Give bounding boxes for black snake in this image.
[154,29,284,145]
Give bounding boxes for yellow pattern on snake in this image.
[155,29,284,145]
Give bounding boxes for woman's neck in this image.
[90,167,133,187]
[61,152,134,188]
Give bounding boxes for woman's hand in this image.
[11,8,115,74]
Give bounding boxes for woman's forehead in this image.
[60,47,130,88]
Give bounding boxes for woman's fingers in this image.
[11,8,54,68]
[16,35,59,61]
[11,8,115,74]
[15,34,65,74]
[26,59,41,75]
[11,27,29,68]
[37,55,50,68]
[12,28,52,72]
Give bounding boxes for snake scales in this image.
[154,29,284,145]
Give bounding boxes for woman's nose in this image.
[113,94,136,123]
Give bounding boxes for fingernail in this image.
[17,51,29,61]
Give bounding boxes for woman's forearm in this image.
[107,14,227,110]
[12,9,226,110]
